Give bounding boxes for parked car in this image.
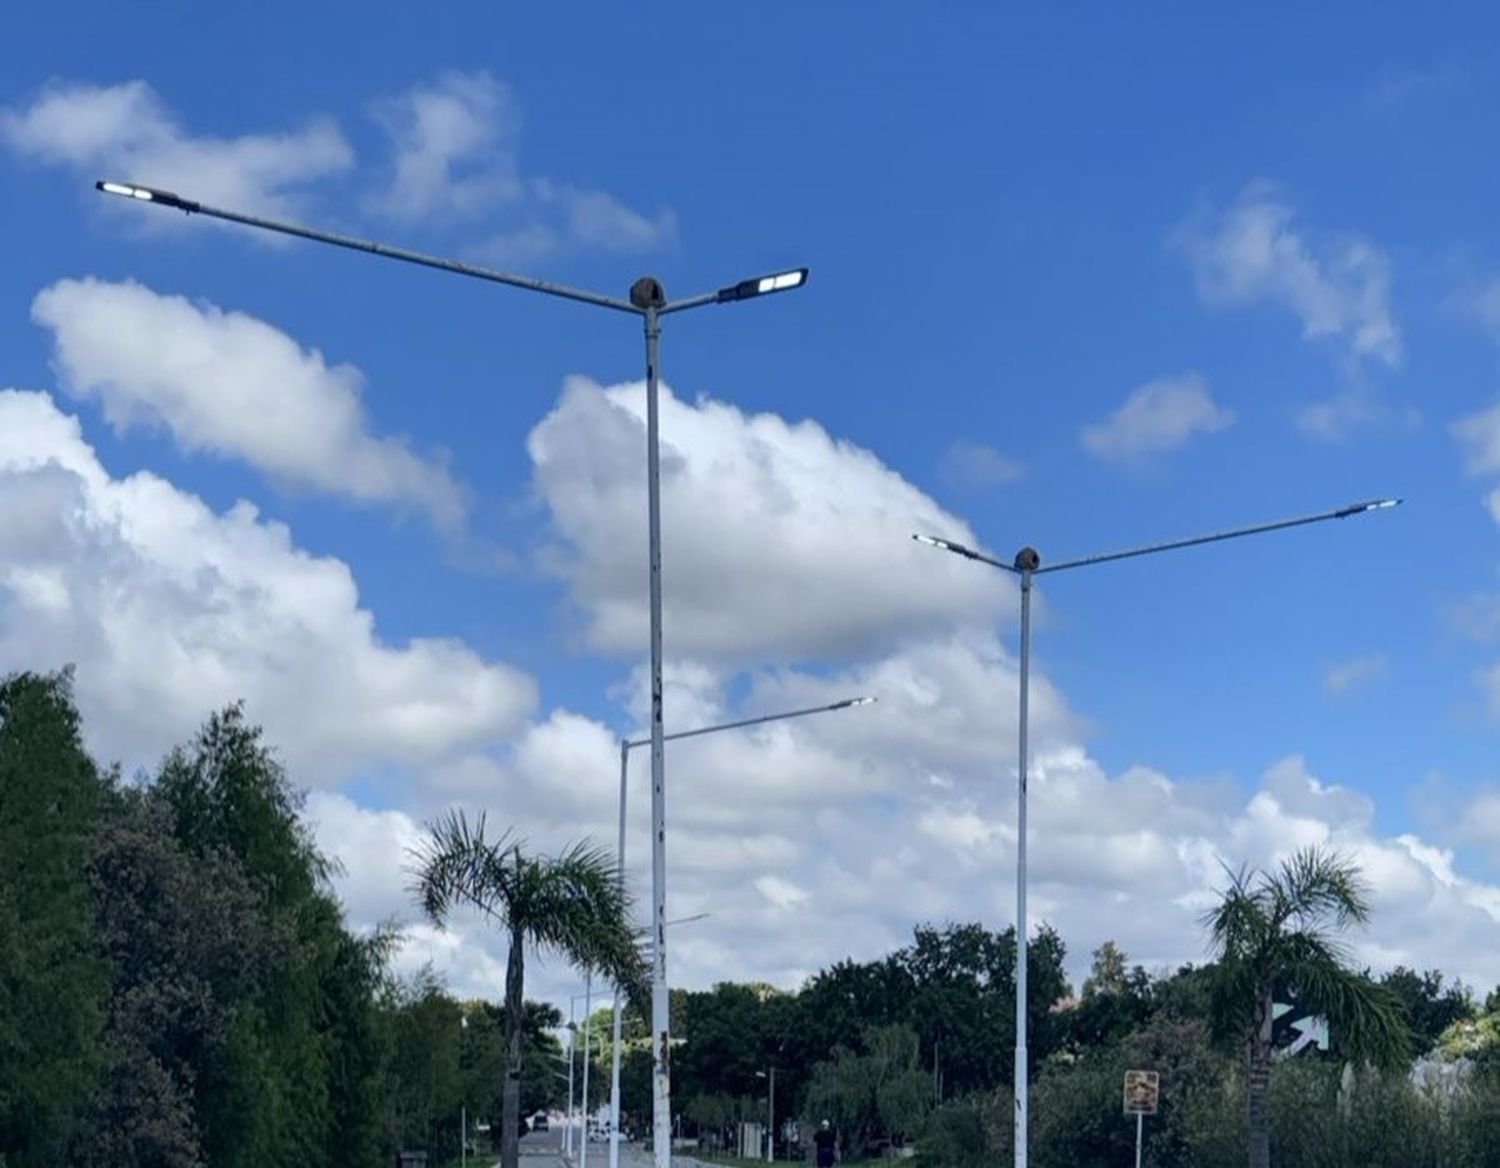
[531,1113,550,1132]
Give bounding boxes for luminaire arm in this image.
[624,695,876,749]
[913,498,1401,577]
[96,180,638,313]
[95,180,808,318]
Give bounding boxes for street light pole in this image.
[96,179,809,1168]
[1014,556,1034,1155]
[581,974,594,1168]
[460,1013,469,1168]
[914,498,1399,1168]
[566,1016,577,1159]
[606,696,875,1168]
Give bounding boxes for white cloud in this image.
[1324,652,1388,694]
[369,71,674,257]
[0,79,351,219]
[1179,186,1401,367]
[1468,277,1500,342]
[1450,400,1500,527]
[367,71,521,220]
[310,661,1500,1002]
[32,277,464,528]
[527,376,1008,662]
[938,439,1025,489]
[0,389,534,780]
[1296,389,1379,441]
[533,179,676,254]
[1461,791,1500,860]
[1081,372,1234,463]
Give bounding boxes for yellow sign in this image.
[1123,1069,1159,1116]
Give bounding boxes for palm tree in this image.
[1203,846,1409,1168]
[411,811,648,1168]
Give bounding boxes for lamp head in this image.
[630,276,667,309]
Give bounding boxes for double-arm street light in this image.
[913,497,1399,1168]
[97,180,809,1168]
[607,696,875,1168]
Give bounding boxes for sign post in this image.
[1122,1070,1159,1168]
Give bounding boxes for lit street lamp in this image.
[97,180,808,1168]
[913,497,1399,1168]
[607,696,876,1168]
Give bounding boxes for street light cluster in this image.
[96,177,1401,1168]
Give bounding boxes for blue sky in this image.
[5,3,1500,998]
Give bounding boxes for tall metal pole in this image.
[609,739,629,1168]
[1135,1113,1143,1168]
[1014,557,1035,1168]
[566,1011,577,1158]
[767,1067,775,1163]
[581,973,594,1168]
[643,302,672,1168]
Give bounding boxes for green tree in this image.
[1203,847,1409,1168]
[74,783,272,1168]
[1064,941,1155,1055]
[411,812,647,1168]
[152,706,381,1168]
[1379,966,1473,1056]
[805,1023,931,1155]
[900,922,1070,1098]
[0,670,109,1167]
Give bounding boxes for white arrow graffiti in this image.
[1273,1013,1330,1060]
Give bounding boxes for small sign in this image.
[1123,1069,1159,1116]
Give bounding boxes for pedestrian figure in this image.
[813,1119,836,1167]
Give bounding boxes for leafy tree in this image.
[455,998,565,1139]
[73,783,271,1168]
[150,706,380,1168]
[0,670,109,1167]
[411,812,647,1168]
[1063,941,1155,1054]
[1203,847,1409,1168]
[805,1023,932,1154]
[383,969,465,1159]
[900,922,1070,1098]
[1379,966,1473,1056]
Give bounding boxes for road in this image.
[517,1124,719,1168]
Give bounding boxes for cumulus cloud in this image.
[0,79,351,219]
[1081,372,1234,463]
[1297,389,1379,442]
[369,70,674,257]
[938,439,1025,490]
[1324,652,1388,694]
[367,71,521,220]
[32,277,464,528]
[310,661,1500,1001]
[527,376,1007,662]
[0,389,534,779]
[1451,400,1500,525]
[1178,186,1401,368]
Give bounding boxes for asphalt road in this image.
[518,1125,714,1168]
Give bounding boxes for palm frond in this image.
[1202,861,1269,960]
[1267,846,1370,931]
[523,838,649,1010]
[406,809,519,927]
[1283,936,1410,1068]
